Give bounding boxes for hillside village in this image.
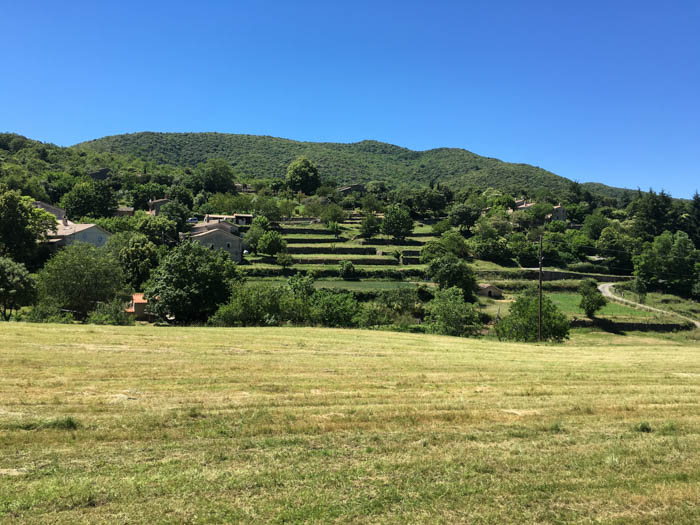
[0,133,697,337]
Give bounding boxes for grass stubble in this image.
[1,323,700,523]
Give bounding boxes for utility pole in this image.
[538,233,543,342]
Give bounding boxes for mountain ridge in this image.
[76,131,632,199]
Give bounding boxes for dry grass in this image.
[1,323,700,523]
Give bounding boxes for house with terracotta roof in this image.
[125,293,149,320]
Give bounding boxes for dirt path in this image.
[598,282,700,329]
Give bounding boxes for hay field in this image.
[1,324,700,523]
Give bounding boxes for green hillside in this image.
[76,132,632,198]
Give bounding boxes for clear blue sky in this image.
[2,0,698,197]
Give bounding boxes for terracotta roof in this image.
[132,293,147,304]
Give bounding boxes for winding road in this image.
[598,282,700,329]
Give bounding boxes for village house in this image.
[477,283,504,299]
[125,293,149,321]
[338,184,366,196]
[232,213,254,226]
[33,201,112,248]
[116,206,135,216]
[189,229,243,262]
[147,198,169,216]
[183,216,240,237]
[50,217,112,248]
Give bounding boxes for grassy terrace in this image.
[1,324,700,523]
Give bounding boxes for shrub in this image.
[258,231,287,257]
[338,260,357,280]
[378,288,419,316]
[328,221,342,238]
[431,219,451,236]
[495,289,570,343]
[209,284,282,327]
[427,255,477,302]
[86,300,134,326]
[310,290,358,327]
[633,421,653,433]
[21,301,74,324]
[354,302,394,328]
[320,204,345,225]
[276,252,294,268]
[425,287,482,337]
[578,278,607,318]
[360,214,380,239]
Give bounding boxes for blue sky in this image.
[2,1,698,197]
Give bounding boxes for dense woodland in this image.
[76,132,638,199]
[0,132,698,340]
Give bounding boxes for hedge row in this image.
[286,246,377,255]
[239,267,427,279]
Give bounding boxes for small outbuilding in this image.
[125,293,149,320]
[477,283,503,299]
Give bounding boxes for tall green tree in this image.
[118,234,159,289]
[427,255,477,302]
[144,241,241,324]
[0,257,37,320]
[61,181,117,218]
[189,158,237,194]
[37,243,124,318]
[286,157,321,195]
[381,204,414,241]
[0,189,56,265]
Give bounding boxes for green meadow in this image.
[1,323,700,523]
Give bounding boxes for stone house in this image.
[33,201,111,248]
[148,198,170,216]
[477,283,504,299]
[125,293,149,320]
[190,229,243,262]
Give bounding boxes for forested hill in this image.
[75,132,631,199]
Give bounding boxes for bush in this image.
[276,252,294,268]
[378,288,420,316]
[21,302,74,324]
[338,260,357,280]
[495,289,570,343]
[320,204,345,225]
[431,219,451,236]
[209,284,282,326]
[425,287,482,337]
[360,214,380,239]
[86,300,134,326]
[578,278,607,318]
[427,255,477,302]
[258,231,287,257]
[310,290,358,327]
[354,302,394,328]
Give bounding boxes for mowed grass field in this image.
[2,324,700,523]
